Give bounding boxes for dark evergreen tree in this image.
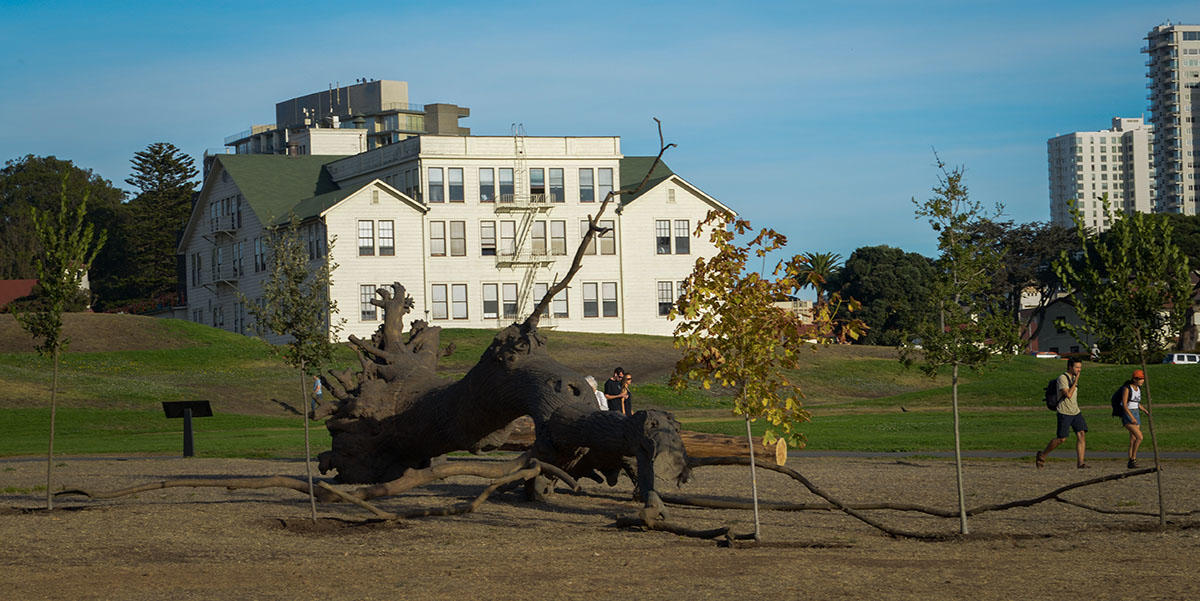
[0,155,125,284]
[122,143,198,307]
[827,245,936,345]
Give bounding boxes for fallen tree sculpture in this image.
[315,122,690,513]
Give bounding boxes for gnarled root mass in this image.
[314,282,690,515]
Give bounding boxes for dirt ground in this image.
[1,455,1197,601]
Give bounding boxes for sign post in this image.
[161,401,213,457]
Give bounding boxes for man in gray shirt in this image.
[1036,357,1088,469]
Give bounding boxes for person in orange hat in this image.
[1112,369,1150,469]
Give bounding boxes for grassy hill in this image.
[2,313,1198,456]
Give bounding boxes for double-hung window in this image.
[657,282,674,316]
[361,285,378,320]
[431,284,448,320]
[583,283,599,318]
[448,168,464,202]
[449,221,466,256]
[601,282,618,317]
[656,220,672,254]
[482,284,499,318]
[499,168,514,201]
[502,283,518,318]
[479,168,495,202]
[549,168,564,203]
[552,288,568,318]
[550,220,566,255]
[597,168,613,201]
[358,220,375,256]
[674,220,690,254]
[480,221,497,256]
[451,284,468,319]
[580,220,596,255]
[599,220,615,255]
[578,168,594,202]
[500,221,516,256]
[533,283,550,317]
[379,220,395,256]
[529,168,545,201]
[532,221,547,255]
[428,168,444,203]
[430,221,446,256]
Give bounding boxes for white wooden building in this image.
[178,135,733,341]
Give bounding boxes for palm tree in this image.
[796,251,842,303]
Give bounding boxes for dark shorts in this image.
[1120,409,1141,426]
[1056,412,1088,439]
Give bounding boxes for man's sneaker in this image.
[1077,463,1090,469]
[1128,459,1138,469]
[1035,451,1046,469]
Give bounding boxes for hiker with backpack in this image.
[1035,357,1088,469]
[1112,369,1150,469]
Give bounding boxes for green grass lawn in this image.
[686,406,1200,453]
[0,407,328,458]
[3,316,1199,458]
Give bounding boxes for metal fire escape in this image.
[495,124,554,322]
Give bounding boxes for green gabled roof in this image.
[215,154,346,224]
[619,156,674,204]
[272,188,355,225]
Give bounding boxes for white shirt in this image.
[1128,386,1141,411]
[594,390,607,410]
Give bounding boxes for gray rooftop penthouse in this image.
[224,79,470,155]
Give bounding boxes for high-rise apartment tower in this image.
[1047,117,1155,232]
[1145,23,1200,215]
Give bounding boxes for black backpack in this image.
[1043,377,1061,411]
[1111,384,1130,417]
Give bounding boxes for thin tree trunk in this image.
[951,361,968,534]
[300,360,316,523]
[1139,353,1166,528]
[744,416,761,541]
[46,347,59,511]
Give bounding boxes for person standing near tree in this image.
[621,372,634,416]
[1114,369,1150,469]
[584,375,606,410]
[603,367,627,412]
[1036,357,1088,469]
[311,375,322,414]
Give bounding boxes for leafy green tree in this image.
[794,251,842,303]
[14,176,106,510]
[123,143,198,305]
[1055,195,1191,527]
[0,156,126,291]
[903,159,1019,535]
[671,211,863,540]
[244,213,342,521]
[967,220,1076,341]
[827,245,936,345]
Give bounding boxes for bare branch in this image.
[524,118,677,328]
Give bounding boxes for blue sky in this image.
[1,0,1196,265]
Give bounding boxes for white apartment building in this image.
[1047,117,1155,232]
[1145,23,1200,215]
[177,135,732,341]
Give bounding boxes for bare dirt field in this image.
[2,455,1197,601]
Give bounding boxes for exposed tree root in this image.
[962,467,1157,514]
[611,515,756,541]
[685,458,1166,539]
[56,475,320,501]
[1054,497,1200,518]
[56,456,578,513]
[688,456,946,539]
